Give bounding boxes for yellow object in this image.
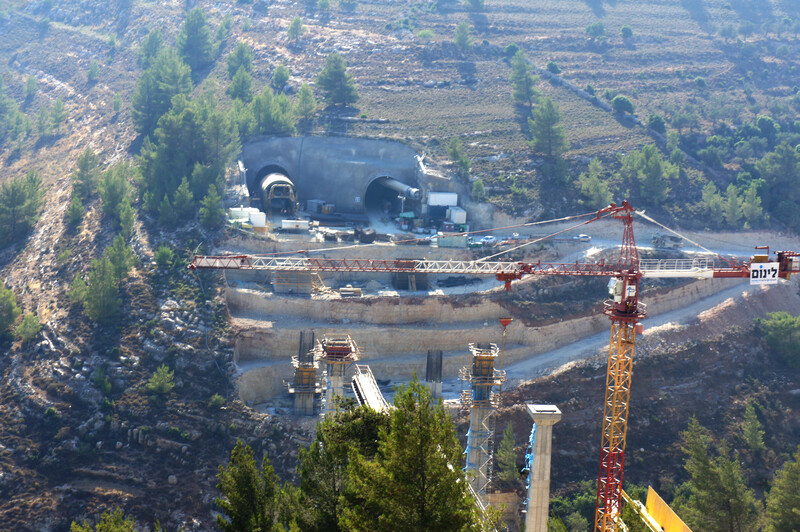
[646,486,691,532]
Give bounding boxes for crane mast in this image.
[190,201,800,532]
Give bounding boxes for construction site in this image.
[187,145,800,531]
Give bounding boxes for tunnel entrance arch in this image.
[364,176,421,216]
[253,164,295,216]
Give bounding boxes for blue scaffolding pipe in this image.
[522,423,537,510]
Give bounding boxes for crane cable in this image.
[634,210,718,257]
[476,211,617,262]
[259,211,600,257]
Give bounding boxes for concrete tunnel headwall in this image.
[241,136,424,213]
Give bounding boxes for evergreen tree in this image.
[25,75,38,100]
[299,402,389,531]
[454,22,473,52]
[216,440,285,531]
[448,136,470,175]
[273,64,290,91]
[295,84,317,121]
[146,364,175,396]
[172,177,195,220]
[117,198,134,238]
[741,401,765,455]
[132,48,193,135]
[228,66,253,102]
[177,7,214,72]
[509,50,540,107]
[578,157,613,209]
[0,171,42,248]
[755,312,800,368]
[287,17,305,42]
[251,87,296,135]
[70,507,136,532]
[496,422,518,483]
[158,194,176,227]
[68,273,88,305]
[611,95,635,115]
[471,179,485,201]
[528,97,569,158]
[72,147,100,199]
[0,284,20,339]
[51,97,67,131]
[723,183,743,226]
[37,104,52,137]
[316,53,359,106]
[99,163,131,222]
[84,256,120,323]
[676,417,761,532]
[740,182,764,227]
[617,145,674,207]
[199,185,223,227]
[67,192,84,228]
[765,445,800,531]
[138,29,164,68]
[339,379,479,531]
[104,234,134,281]
[15,313,41,343]
[702,181,725,221]
[226,42,253,79]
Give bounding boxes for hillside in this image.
[0,0,799,529]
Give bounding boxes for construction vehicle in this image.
[189,200,800,532]
[651,232,682,249]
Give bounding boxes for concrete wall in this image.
[241,136,423,213]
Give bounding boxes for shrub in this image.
[208,393,226,409]
[546,60,561,74]
[15,313,41,343]
[146,364,175,396]
[585,83,595,95]
[155,245,174,269]
[756,312,800,368]
[611,95,635,115]
[621,25,633,39]
[416,29,435,41]
[694,76,707,89]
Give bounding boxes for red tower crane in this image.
[190,200,799,531]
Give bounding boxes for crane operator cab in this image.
[608,278,636,304]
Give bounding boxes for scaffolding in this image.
[317,336,360,416]
[460,343,505,504]
[288,347,323,416]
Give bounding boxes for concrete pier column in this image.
[525,404,562,532]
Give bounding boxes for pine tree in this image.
[677,417,761,532]
[228,66,253,102]
[742,401,765,455]
[173,177,195,220]
[510,50,539,107]
[104,234,134,281]
[99,163,131,221]
[765,445,800,531]
[216,440,284,531]
[496,422,518,483]
[339,379,479,531]
[84,256,120,323]
[226,42,253,79]
[67,192,84,228]
[68,273,88,305]
[118,197,134,238]
[199,185,223,227]
[702,181,725,221]
[72,147,100,199]
[723,184,743,226]
[471,179,485,201]
[740,182,764,227]
[578,157,613,210]
[454,22,473,52]
[295,84,317,121]
[316,53,359,106]
[132,48,193,135]
[70,507,136,532]
[138,29,164,69]
[528,97,569,158]
[287,17,305,42]
[299,402,389,530]
[272,64,290,92]
[0,283,20,339]
[177,7,214,72]
[158,194,176,227]
[0,171,42,247]
[146,364,175,396]
[51,97,67,132]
